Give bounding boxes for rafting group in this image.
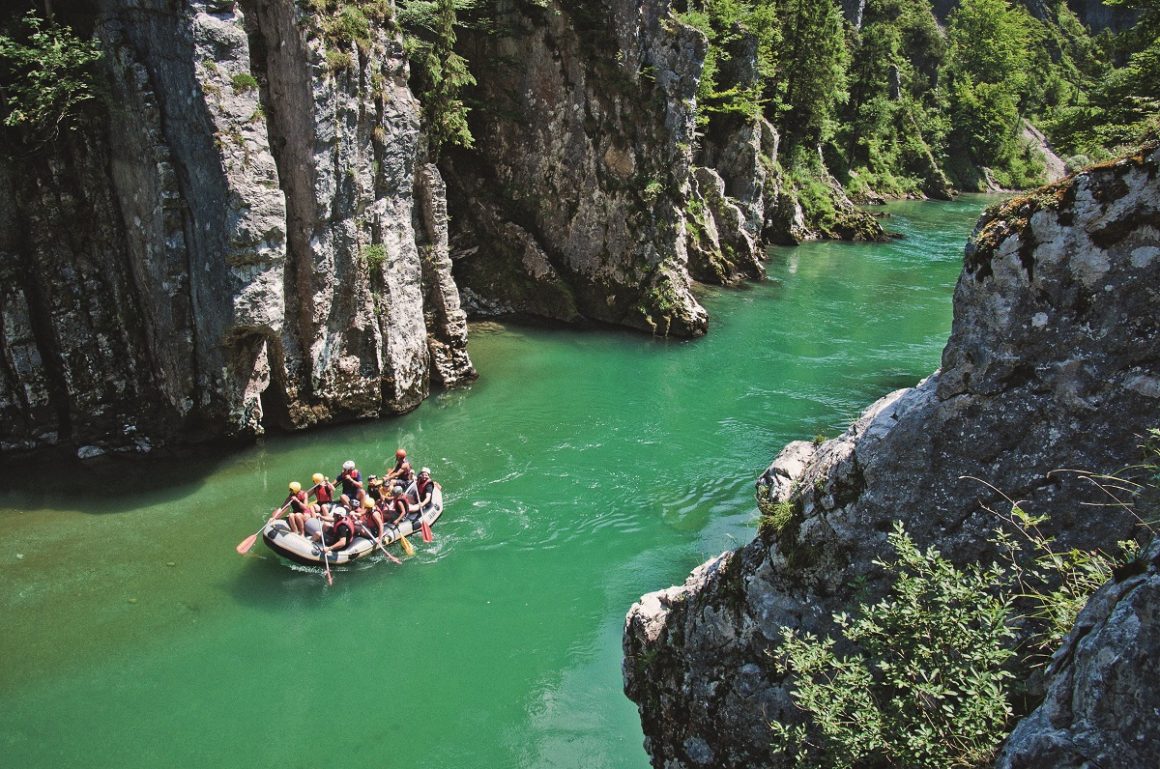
[281,449,438,552]
[238,448,445,571]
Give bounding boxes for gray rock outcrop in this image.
[624,142,1160,768]
[0,1,475,458]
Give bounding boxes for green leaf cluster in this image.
[772,523,1017,769]
[677,0,781,126]
[1041,0,1160,159]
[832,0,947,196]
[0,11,103,144]
[398,0,477,157]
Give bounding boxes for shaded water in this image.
[0,197,993,768]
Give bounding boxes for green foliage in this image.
[758,499,799,536]
[677,0,780,127]
[774,0,850,149]
[772,523,1016,769]
[231,72,259,93]
[364,243,387,269]
[940,0,1044,187]
[833,0,946,194]
[786,161,841,234]
[773,439,1160,769]
[991,506,1138,659]
[325,49,354,73]
[1040,0,1160,158]
[399,0,477,157]
[0,11,103,143]
[307,1,395,63]
[327,5,372,47]
[641,178,665,203]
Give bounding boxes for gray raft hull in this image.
[260,486,443,568]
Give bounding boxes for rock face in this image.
[443,1,883,333]
[624,142,1160,769]
[0,1,475,458]
[995,538,1160,769]
[445,0,710,337]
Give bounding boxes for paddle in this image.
[356,522,402,565]
[235,483,319,555]
[399,532,415,557]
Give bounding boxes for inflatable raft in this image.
[261,485,443,567]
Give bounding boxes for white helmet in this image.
[342,460,355,471]
[420,467,431,475]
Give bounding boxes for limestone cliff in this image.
[444,0,710,336]
[441,0,882,334]
[624,142,1160,768]
[0,1,475,458]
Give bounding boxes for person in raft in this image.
[365,475,385,505]
[315,508,357,553]
[414,467,439,509]
[357,496,385,541]
[284,481,314,536]
[312,472,336,516]
[384,484,415,528]
[384,448,414,487]
[336,460,364,509]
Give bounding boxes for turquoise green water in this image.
[0,198,991,768]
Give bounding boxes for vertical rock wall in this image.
[445,0,709,336]
[0,0,475,458]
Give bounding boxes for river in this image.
[0,197,993,768]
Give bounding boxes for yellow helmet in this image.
[289,481,302,493]
[311,472,324,484]
[362,497,375,509]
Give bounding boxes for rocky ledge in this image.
[624,142,1160,768]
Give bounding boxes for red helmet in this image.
[395,448,406,459]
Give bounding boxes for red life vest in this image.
[316,482,334,503]
[329,515,355,546]
[416,477,434,505]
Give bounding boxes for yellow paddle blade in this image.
[400,534,415,556]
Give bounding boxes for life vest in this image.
[416,477,434,505]
[289,490,309,513]
[354,510,379,536]
[338,470,361,497]
[328,515,356,546]
[316,482,334,503]
[388,496,410,520]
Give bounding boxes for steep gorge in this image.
[0,0,884,458]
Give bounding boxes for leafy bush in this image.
[772,433,1159,768]
[0,11,103,142]
[398,0,476,157]
[772,523,1017,769]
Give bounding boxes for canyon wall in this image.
[0,0,475,458]
[444,0,881,336]
[0,0,872,457]
[624,143,1160,768]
